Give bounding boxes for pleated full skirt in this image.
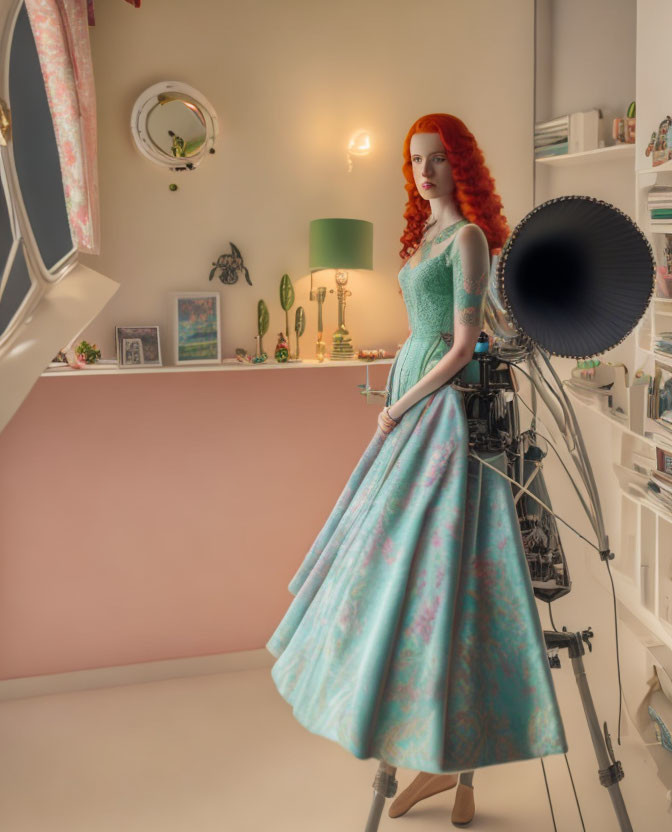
[266,385,567,773]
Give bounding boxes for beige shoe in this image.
[388,771,458,818]
[451,782,475,827]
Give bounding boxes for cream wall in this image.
[80,0,535,360]
[0,0,536,680]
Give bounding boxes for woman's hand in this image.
[377,406,400,435]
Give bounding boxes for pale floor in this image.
[0,661,669,832]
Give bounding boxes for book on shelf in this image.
[534,133,568,148]
[568,109,601,154]
[651,210,672,218]
[535,142,569,159]
[647,480,672,512]
[652,469,672,490]
[648,185,672,198]
[535,115,570,132]
[534,109,602,157]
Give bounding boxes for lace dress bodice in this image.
[386,220,486,405]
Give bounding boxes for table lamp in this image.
[309,218,373,361]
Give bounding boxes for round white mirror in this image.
[131,81,218,171]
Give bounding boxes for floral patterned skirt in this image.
[266,383,567,773]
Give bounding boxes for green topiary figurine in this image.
[293,306,306,361]
[253,299,269,363]
[279,273,295,345]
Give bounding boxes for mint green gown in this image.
[266,220,567,773]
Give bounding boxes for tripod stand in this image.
[359,348,634,831]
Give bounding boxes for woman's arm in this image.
[386,223,490,422]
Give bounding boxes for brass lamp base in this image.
[331,325,355,360]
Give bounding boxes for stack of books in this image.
[647,474,672,512]
[648,187,672,225]
[535,109,602,159]
[648,448,672,513]
[535,116,569,158]
[655,331,672,357]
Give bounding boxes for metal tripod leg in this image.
[363,761,398,832]
[570,650,633,831]
[546,629,633,832]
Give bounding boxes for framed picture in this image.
[115,325,162,367]
[122,338,144,365]
[174,292,221,364]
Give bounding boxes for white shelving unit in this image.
[535,143,635,167]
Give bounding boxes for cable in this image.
[468,451,601,552]
[547,600,559,632]
[564,753,587,832]
[540,757,558,832]
[605,556,624,745]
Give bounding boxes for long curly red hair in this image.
[400,113,510,259]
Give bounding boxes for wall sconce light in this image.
[347,129,373,172]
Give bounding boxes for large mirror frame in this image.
[130,81,218,172]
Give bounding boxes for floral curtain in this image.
[24,0,99,254]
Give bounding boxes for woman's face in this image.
[409,132,454,201]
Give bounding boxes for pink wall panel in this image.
[0,365,390,680]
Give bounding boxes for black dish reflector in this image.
[497,196,655,358]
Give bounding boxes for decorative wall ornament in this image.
[209,243,252,285]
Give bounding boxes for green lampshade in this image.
[309,218,373,271]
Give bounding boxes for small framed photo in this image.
[174,292,221,364]
[657,446,672,476]
[115,325,162,367]
[122,338,144,365]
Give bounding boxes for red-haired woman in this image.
[266,114,566,826]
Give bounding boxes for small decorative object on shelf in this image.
[645,115,672,166]
[235,348,252,363]
[357,348,396,361]
[314,286,327,363]
[174,292,221,365]
[293,305,305,362]
[50,345,94,370]
[115,326,162,367]
[575,358,601,380]
[279,273,295,350]
[612,101,636,144]
[274,332,289,362]
[566,360,629,419]
[74,340,101,365]
[208,243,252,286]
